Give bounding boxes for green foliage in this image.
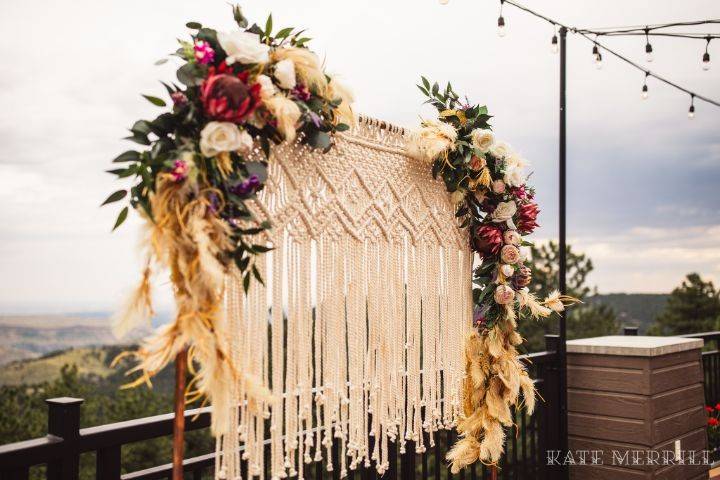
[648,273,720,336]
[519,241,618,352]
[0,351,213,479]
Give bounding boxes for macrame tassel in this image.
[218,116,472,479]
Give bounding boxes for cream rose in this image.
[500,245,521,264]
[218,31,270,65]
[491,201,517,223]
[494,284,516,305]
[500,264,515,277]
[504,167,526,188]
[200,122,253,157]
[273,59,296,90]
[503,230,521,245]
[471,128,495,153]
[256,74,277,100]
[490,141,512,159]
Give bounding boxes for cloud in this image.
[0,0,719,311]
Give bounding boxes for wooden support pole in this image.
[490,465,498,480]
[173,348,188,480]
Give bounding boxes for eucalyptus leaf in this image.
[112,150,140,163]
[307,130,331,150]
[186,21,202,29]
[101,190,127,206]
[112,206,129,231]
[142,94,166,107]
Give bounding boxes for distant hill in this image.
[588,293,669,334]
[0,314,152,366]
[0,344,176,393]
[0,346,117,386]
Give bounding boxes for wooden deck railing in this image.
[0,335,566,480]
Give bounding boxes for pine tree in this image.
[649,273,720,335]
[519,241,618,352]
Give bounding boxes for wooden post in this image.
[490,465,498,480]
[173,348,188,480]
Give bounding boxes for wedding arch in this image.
[105,5,574,479]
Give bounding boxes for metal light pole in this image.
[557,25,569,479]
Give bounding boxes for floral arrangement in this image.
[408,78,577,471]
[706,404,720,447]
[103,5,353,433]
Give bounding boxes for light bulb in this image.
[641,84,648,100]
[703,52,711,71]
[497,16,506,37]
[551,35,558,54]
[439,0,449,4]
[645,43,653,63]
[688,107,695,119]
[595,53,603,69]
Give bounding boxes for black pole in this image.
[557,25,569,479]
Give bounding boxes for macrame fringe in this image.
[215,116,473,479]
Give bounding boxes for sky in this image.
[0,0,718,313]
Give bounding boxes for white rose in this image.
[274,59,297,90]
[500,264,515,277]
[505,153,529,171]
[200,121,252,157]
[504,166,527,188]
[218,31,270,65]
[490,141,512,159]
[491,201,517,223]
[256,74,277,100]
[470,128,495,153]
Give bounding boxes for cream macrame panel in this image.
[218,117,473,480]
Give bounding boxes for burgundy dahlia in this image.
[200,70,261,123]
[516,202,540,234]
[472,224,503,257]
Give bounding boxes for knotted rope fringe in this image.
[217,116,473,480]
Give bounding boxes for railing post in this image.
[96,445,122,480]
[46,397,83,480]
[623,326,639,336]
[542,335,562,480]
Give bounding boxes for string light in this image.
[551,26,559,54]
[688,95,695,119]
[492,0,720,114]
[497,0,506,37]
[645,28,654,62]
[703,37,711,71]
[439,0,449,4]
[591,40,602,68]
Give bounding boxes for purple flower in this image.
[291,84,311,101]
[307,111,322,128]
[194,40,215,65]
[208,192,220,214]
[231,175,261,196]
[171,92,188,107]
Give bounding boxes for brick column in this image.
[564,336,709,480]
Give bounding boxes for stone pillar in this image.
[565,336,709,480]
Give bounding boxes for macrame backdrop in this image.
[216,116,473,479]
